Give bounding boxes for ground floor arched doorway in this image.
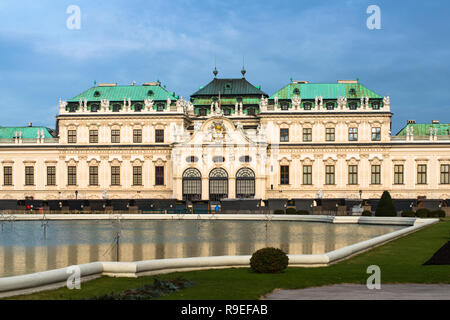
[209,168,228,201]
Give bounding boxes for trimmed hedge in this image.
[375,191,396,217]
[361,210,372,216]
[273,209,285,215]
[285,208,297,215]
[401,210,415,217]
[250,247,289,274]
[415,208,430,218]
[296,210,310,215]
[430,210,446,218]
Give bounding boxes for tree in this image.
[375,191,397,217]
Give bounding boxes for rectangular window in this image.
[303,165,312,185]
[280,165,289,185]
[133,166,142,186]
[303,128,312,142]
[111,129,120,143]
[89,166,98,186]
[89,130,98,143]
[372,127,381,141]
[155,129,164,143]
[47,166,56,186]
[3,166,12,186]
[348,165,358,185]
[111,166,120,186]
[25,166,34,186]
[325,165,335,185]
[371,165,381,185]
[155,166,164,185]
[68,130,77,143]
[133,129,142,143]
[417,164,427,185]
[394,165,404,185]
[441,164,450,184]
[348,128,358,141]
[280,128,289,142]
[68,166,77,186]
[326,128,335,141]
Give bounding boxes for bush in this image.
[285,208,297,215]
[362,210,372,216]
[296,210,310,215]
[415,208,430,218]
[401,210,415,217]
[375,191,397,217]
[273,209,285,215]
[430,210,446,218]
[250,247,289,274]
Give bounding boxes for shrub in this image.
[285,208,297,215]
[296,210,310,215]
[430,210,446,218]
[375,191,397,217]
[362,210,372,216]
[401,210,415,217]
[273,209,285,215]
[415,208,430,218]
[250,247,289,274]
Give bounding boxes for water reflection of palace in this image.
[0,221,402,277]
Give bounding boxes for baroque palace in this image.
[0,68,449,213]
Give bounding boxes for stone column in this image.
[229,177,236,199]
[201,177,209,200]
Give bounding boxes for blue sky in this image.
[0,0,449,133]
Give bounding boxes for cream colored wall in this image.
[1,110,450,201]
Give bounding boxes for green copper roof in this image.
[192,97,261,106]
[0,126,56,139]
[270,82,382,100]
[191,78,268,97]
[67,84,178,102]
[396,123,450,136]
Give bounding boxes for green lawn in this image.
[6,219,450,300]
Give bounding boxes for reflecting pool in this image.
[0,219,404,277]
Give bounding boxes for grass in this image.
[6,219,450,300]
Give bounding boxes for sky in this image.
[0,0,449,133]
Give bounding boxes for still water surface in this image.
[0,219,404,277]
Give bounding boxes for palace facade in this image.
[0,69,449,213]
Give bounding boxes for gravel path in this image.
[262,284,450,300]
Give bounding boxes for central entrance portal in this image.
[209,168,228,201]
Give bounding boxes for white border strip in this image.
[0,216,439,298]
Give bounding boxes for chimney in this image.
[432,120,440,124]
[407,120,416,124]
[337,80,358,84]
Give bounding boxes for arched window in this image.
[182,168,201,201]
[236,168,255,198]
[209,168,228,201]
[90,104,100,112]
[112,103,121,112]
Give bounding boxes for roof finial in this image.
[241,56,246,78]
[213,56,218,78]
